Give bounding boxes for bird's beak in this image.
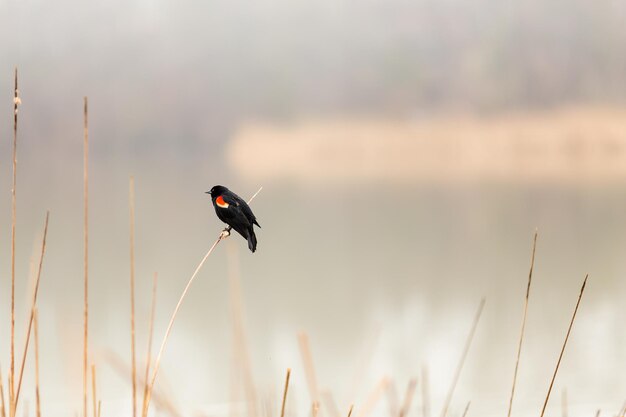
[205,191,211,195]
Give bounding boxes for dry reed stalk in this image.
[15,212,50,409]
[91,365,97,417]
[321,391,340,417]
[507,231,538,417]
[280,369,291,417]
[10,67,20,417]
[355,378,389,417]
[228,242,258,417]
[129,177,138,417]
[34,311,41,417]
[385,380,399,417]
[312,402,320,417]
[398,379,417,417]
[297,333,320,408]
[141,273,158,415]
[439,298,486,417]
[421,366,429,417]
[348,326,381,403]
[346,405,353,417]
[539,275,589,417]
[83,96,90,417]
[0,366,6,417]
[460,402,470,417]
[594,409,600,417]
[105,351,182,417]
[142,187,263,416]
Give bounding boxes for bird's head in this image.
[206,185,228,198]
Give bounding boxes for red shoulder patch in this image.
[216,195,229,208]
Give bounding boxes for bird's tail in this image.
[247,228,257,253]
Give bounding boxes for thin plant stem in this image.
[141,273,158,416]
[539,275,589,417]
[15,212,50,408]
[142,187,262,416]
[297,333,319,407]
[83,96,90,417]
[439,298,486,417]
[129,177,137,417]
[10,67,19,417]
[507,231,538,417]
[398,379,417,417]
[34,311,41,417]
[0,366,6,417]
[461,402,470,417]
[91,365,97,417]
[280,369,291,417]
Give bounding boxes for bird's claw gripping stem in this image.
[220,228,231,239]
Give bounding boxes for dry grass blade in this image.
[346,405,353,417]
[321,391,340,417]
[280,369,291,417]
[385,380,399,417]
[91,365,97,417]
[142,187,262,416]
[461,401,470,417]
[142,273,158,415]
[11,67,20,417]
[297,333,320,407]
[593,409,600,417]
[507,231,538,417]
[34,311,41,417]
[439,298,486,417]
[105,351,182,417]
[539,275,589,417]
[15,212,50,409]
[0,366,6,417]
[83,96,90,417]
[398,379,417,417]
[355,378,389,417]
[129,177,138,417]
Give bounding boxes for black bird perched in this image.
[206,185,261,252]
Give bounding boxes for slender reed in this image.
[439,298,486,417]
[141,273,158,414]
[91,365,97,417]
[129,177,138,417]
[398,379,417,417]
[297,333,320,407]
[461,402,470,417]
[10,67,20,417]
[539,275,589,417]
[355,378,389,417]
[507,231,538,417]
[280,369,291,417]
[15,212,50,408]
[142,187,262,416]
[34,311,41,417]
[346,405,353,417]
[83,96,90,417]
[0,366,6,417]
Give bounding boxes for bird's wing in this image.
[226,192,260,228]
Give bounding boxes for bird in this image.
[206,185,261,252]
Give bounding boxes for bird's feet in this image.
[220,228,231,239]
